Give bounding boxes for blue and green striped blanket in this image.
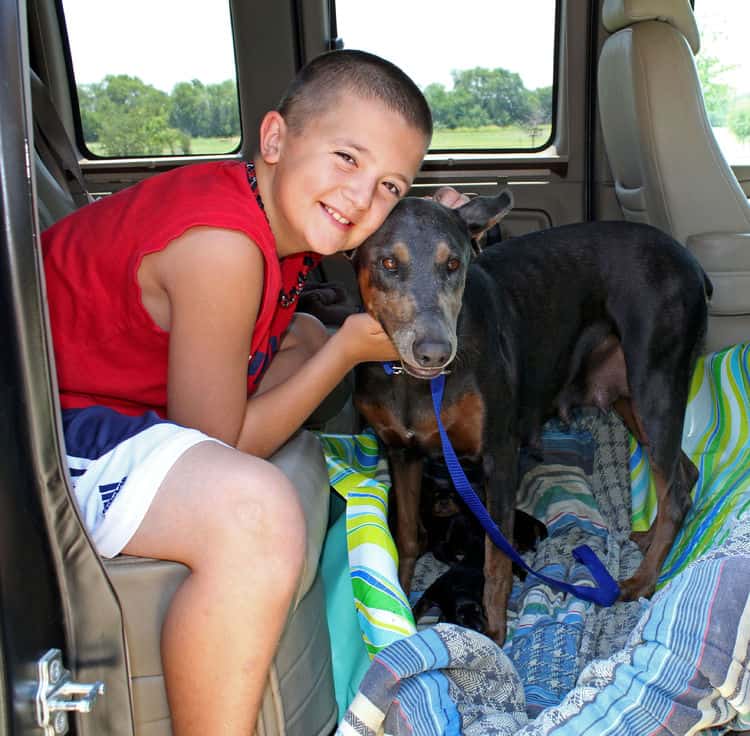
[318,343,750,734]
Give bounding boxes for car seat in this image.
[597,0,750,352]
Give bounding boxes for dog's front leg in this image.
[483,438,519,646]
[388,448,425,595]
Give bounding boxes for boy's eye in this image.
[383,181,401,197]
[381,257,398,272]
[336,151,356,165]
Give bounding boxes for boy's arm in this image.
[236,313,396,457]
[157,227,396,455]
[160,227,266,446]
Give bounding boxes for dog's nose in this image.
[413,338,451,367]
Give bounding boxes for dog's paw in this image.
[618,572,657,601]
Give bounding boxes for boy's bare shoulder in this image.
[138,226,265,333]
[157,227,264,289]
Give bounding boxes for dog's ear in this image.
[455,189,514,240]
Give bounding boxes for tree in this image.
[207,80,240,138]
[424,83,457,128]
[77,83,102,142]
[729,98,750,143]
[424,68,538,130]
[530,86,553,123]
[170,80,211,137]
[451,67,532,127]
[78,75,179,156]
[697,54,734,127]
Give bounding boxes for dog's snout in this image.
[413,338,451,367]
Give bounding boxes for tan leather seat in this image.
[105,430,337,736]
[598,0,750,351]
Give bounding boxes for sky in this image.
[61,0,555,93]
[62,0,749,96]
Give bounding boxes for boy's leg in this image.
[122,440,307,736]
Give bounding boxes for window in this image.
[694,1,750,165]
[333,0,557,152]
[62,0,240,158]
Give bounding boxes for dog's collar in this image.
[382,361,451,378]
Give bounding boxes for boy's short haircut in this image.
[278,49,432,143]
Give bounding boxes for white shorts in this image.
[62,406,222,558]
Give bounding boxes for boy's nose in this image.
[343,176,376,211]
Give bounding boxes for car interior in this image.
[1,0,749,734]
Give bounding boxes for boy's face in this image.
[259,94,428,257]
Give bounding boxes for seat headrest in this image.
[602,0,700,54]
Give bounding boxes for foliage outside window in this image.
[694,1,750,165]
[334,0,556,151]
[62,0,240,157]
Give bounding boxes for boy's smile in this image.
[256,95,428,258]
[322,203,353,228]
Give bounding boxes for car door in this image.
[0,1,134,734]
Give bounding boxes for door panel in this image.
[2,2,134,734]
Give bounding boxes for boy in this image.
[42,50,432,734]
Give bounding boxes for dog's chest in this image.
[360,387,487,459]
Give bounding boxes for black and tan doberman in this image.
[354,193,711,644]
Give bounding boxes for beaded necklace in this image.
[245,161,313,309]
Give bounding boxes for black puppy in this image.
[413,565,487,633]
[416,472,546,634]
[354,193,711,644]
[421,460,546,570]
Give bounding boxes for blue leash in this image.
[383,363,620,606]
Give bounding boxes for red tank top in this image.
[42,161,320,417]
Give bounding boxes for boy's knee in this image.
[209,460,307,571]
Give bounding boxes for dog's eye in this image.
[446,258,461,273]
[381,257,398,272]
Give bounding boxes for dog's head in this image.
[354,190,513,379]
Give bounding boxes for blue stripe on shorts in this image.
[61,406,214,557]
[63,406,169,460]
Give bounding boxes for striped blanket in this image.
[631,343,750,585]
[317,343,750,734]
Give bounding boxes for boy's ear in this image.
[259,111,287,164]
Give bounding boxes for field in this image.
[85,136,240,157]
[431,124,552,150]
[84,127,553,158]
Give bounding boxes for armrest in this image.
[686,232,750,315]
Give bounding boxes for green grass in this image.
[431,124,552,150]
[85,135,241,157]
[187,136,240,154]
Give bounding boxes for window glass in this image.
[694,1,750,165]
[333,0,556,152]
[61,0,240,158]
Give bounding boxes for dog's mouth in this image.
[401,362,450,380]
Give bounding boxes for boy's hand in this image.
[339,312,399,364]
